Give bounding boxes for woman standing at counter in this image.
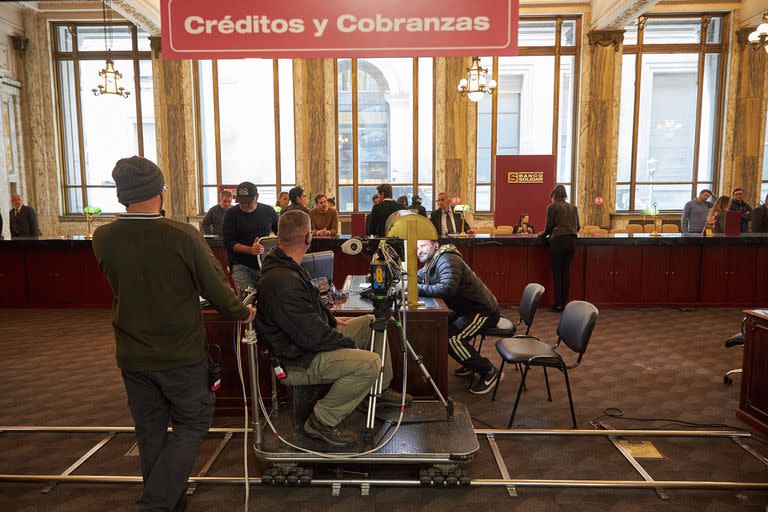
[539,184,580,312]
[704,195,730,235]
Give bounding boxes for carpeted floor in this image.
[1,307,767,511]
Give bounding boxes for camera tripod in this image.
[362,287,454,448]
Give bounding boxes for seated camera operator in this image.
[255,210,410,447]
[417,240,503,394]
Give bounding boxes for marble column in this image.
[721,28,768,205]
[434,57,475,208]
[149,37,197,221]
[293,58,336,197]
[577,30,624,227]
[19,12,59,236]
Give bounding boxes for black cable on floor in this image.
[590,407,768,446]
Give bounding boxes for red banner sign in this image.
[161,0,519,59]
[494,155,555,229]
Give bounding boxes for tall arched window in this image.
[336,58,434,212]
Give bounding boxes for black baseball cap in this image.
[235,182,257,203]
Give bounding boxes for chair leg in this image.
[562,367,577,429]
[477,334,486,354]
[543,367,552,402]
[508,365,530,428]
[491,360,506,401]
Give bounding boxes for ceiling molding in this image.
[592,0,662,30]
[110,0,160,35]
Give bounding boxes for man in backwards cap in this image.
[93,156,255,511]
[221,181,280,292]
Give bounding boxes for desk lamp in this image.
[385,211,439,307]
[83,206,102,238]
[641,208,660,237]
[453,204,471,236]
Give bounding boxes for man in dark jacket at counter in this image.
[256,210,409,448]
[93,156,255,512]
[430,192,472,237]
[417,241,502,395]
[729,188,752,233]
[10,193,40,237]
[200,189,232,236]
[367,183,407,237]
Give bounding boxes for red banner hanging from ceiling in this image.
[160,0,519,59]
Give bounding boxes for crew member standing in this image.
[93,156,255,512]
[221,182,279,292]
[539,184,580,312]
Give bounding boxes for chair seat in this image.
[482,317,516,337]
[725,333,745,348]
[496,336,563,367]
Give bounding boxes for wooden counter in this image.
[2,233,767,308]
[738,310,768,436]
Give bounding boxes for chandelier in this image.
[92,0,130,98]
[457,57,497,102]
[748,14,768,54]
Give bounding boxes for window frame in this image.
[476,15,582,213]
[193,59,295,214]
[334,57,435,213]
[618,13,730,212]
[52,21,151,215]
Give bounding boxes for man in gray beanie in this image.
[93,156,255,512]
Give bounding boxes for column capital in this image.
[11,36,28,53]
[587,30,625,50]
[736,27,756,47]
[149,36,161,57]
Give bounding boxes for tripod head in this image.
[368,242,402,329]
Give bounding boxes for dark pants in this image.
[448,312,499,376]
[550,235,576,307]
[122,362,214,512]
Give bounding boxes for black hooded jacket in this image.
[255,247,354,367]
[417,244,500,316]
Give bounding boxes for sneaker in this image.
[469,368,503,395]
[380,388,413,407]
[304,412,357,447]
[454,367,474,377]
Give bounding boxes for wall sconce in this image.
[748,14,768,54]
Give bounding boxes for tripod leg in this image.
[366,329,389,431]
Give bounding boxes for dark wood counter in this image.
[738,310,768,436]
[2,233,767,308]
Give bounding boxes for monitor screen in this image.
[301,250,334,284]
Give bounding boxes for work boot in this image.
[380,388,413,407]
[304,412,357,447]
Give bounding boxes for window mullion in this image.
[490,56,499,212]
[351,58,359,211]
[273,59,282,193]
[690,16,710,199]
[212,60,222,189]
[71,27,88,212]
[629,17,646,211]
[132,26,144,157]
[413,57,418,199]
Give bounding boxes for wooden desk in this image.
[738,310,768,435]
[332,275,450,399]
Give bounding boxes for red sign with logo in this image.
[494,155,555,229]
[161,0,519,59]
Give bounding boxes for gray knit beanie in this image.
[112,156,165,206]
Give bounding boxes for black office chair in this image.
[723,317,746,385]
[473,283,545,353]
[492,300,598,428]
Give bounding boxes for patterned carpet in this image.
[1,307,767,511]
